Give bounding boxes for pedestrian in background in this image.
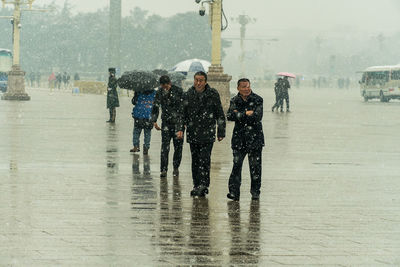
[106,67,119,123]
[56,73,62,89]
[62,72,68,89]
[48,72,56,89]
[151,75,184,178]
[29,72,35,87]
[180,71,226,197]
[74,73,80,81]
[271,77,282,112]
[226,78,264,201]
[36,72,41,87]
[280,76,290,112]
[130,89,156,155]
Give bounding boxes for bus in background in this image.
[0,48,12,93]
[359,65,400,102]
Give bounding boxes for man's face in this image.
[194,75,206,91]
[237,81,251,97]
[160,82,172,91]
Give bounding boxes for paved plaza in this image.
[1,86,400,266]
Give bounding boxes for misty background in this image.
[1,0,400,82]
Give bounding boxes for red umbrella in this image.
[277,72,296,78]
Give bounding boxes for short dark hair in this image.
[237,78,250,87]
[194,71,207,82]
[159,75,171,85]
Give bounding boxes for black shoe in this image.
[271,107,274,112]
[191,185,208,197]
[251,194,260,200]
[227,193,239,201]
[106,120,112,123]
[173,168,179,177]
[160,171,167,178]
[190,188,197,196]
[130,147,140,153]
[201,186,209,196]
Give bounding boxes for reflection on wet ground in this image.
[1,88,400,265]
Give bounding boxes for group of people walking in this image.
[271,76,290,112]
[106,68,265,201]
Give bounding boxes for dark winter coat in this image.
[183,84,226,144]
[151,85,184,129]
[107,75,120,108]
[274,81,283,99]
[227,92,265,151]
[281,78,290,96]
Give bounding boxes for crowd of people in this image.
[106,68,265,201]
[47,72,73,89]
[25,71,80,90]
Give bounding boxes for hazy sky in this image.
[34,0,400,36]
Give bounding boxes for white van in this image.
[360,65,400,102]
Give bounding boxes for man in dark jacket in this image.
[179,71,226,197]
[280,76,290,112]
[226,78,264,201]
[106,68,120,123]
[271,78,283,112]
[151,75,184,178]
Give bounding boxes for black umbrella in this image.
[150,69,186,87]
[117,71,158,92]
[168,72,186,87]
[152,69,168,76]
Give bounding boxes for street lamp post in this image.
[195,0,231,111]
[232,14,256,77]
[1,0,36,100]
[108,0,121,75]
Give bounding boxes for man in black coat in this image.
[179,71,226,197]
[226,78,264,201]
[280,76,290,112]
[151,75,184,178]
[271,78,283,112]
[106,67,120,123]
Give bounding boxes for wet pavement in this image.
[1,87,400,266]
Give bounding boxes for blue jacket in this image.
[132,90,156,119]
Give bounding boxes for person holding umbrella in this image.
[106,67,119,123]
[280,76,291,112]
[151,75,185,178]
[116,70,159,154]
[275,72,295,112]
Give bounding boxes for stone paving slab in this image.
[1,87,400,265]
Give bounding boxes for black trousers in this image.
[160,125,183,172]
[280,93,289,110]
[271,94,281,110]
[108,108,116,121]
[189,143,214,188]
[228,149,262,197]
